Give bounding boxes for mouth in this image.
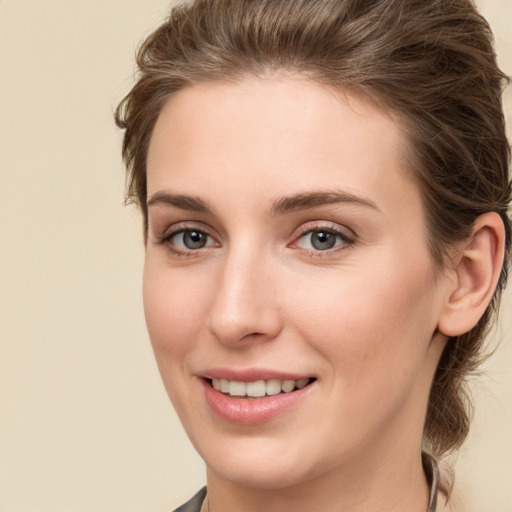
[207,377,316,399]
[202,374,317,424]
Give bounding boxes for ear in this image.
[437,212,506,338]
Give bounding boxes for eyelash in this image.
[155,222,356,257]
[156,223,219,257]
[290,224,356,255]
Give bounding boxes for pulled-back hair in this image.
[115,0,511,458]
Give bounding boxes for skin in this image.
[143,76,460,512]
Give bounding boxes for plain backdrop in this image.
[0,0,511,511]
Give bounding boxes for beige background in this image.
[0,0,511,511]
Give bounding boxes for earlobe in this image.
[437,212,506,338]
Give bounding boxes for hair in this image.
[115,0,511,458]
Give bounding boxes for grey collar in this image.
[422,452,440,512]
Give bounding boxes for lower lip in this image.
[201,379,314,425]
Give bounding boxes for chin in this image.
[196,432,332,490]
[207,456,314,490]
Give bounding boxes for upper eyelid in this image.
[158,221,215,240]
[292,221,355,238]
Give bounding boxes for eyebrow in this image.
[147,189,379,216]
[270,191,379,215]
[147,191,213,214]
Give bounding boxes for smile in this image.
[210,378,313,398]
[203,376,317,424]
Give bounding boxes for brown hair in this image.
[115,0,511,458]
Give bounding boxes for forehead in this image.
[147,76,419,218]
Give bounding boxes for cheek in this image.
[289,257,438,382]
[142,255,210,360]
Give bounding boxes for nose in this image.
[207,250,282,346]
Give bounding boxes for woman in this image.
[115,1,511,511]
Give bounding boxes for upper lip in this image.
[200,368,315,382]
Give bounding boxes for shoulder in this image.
[172,487,207,512]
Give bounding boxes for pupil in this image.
[312,231,336,250]
[184,231,206,249]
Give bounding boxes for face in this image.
[144,76,450,490]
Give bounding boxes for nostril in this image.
[240,331,265,341]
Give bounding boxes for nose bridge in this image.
[207,240,280,345]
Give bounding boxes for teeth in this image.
[220,379,230,393]
[281,379,295,393]
[246,380,266,397]
[296,378,309,389]
[210,377,312,397]
[229,381,246,396]
[266,379,282,396]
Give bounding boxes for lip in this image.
[201,367,313,382]
[199,370,316,425]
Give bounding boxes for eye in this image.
[175,230,210,249]
[305,231,338,250]
[292,227,355,252]
[161,228,218,253]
